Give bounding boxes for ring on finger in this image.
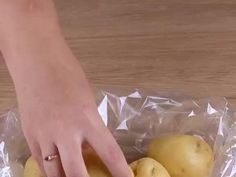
[44,154,59,161]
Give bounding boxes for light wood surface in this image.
[1,0,236,112]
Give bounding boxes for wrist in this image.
[12,57,87,101]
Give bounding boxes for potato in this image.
[129,157,170,177]
[83,148,112,177]
[24,156,43,177]
[147,135,214,177]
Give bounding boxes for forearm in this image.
[0,1,89,104]
[1,1,66,76]
[2,23,82,86]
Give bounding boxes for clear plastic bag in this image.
[0,108,29,177]
[0,89,236,177]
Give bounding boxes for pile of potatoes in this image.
[24,135,214,177]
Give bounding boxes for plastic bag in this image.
[0,108,29,177]
[0,89,236,177]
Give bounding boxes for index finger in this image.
[86,126,131,177]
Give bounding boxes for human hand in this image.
[0,0,131,177]
[18,63,130,177]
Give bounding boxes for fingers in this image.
[86,126,131,177]
[41,142,64,177]
[58,139,89,177]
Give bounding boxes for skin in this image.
[0,0,131,177]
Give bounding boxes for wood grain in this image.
[1,0,236,112]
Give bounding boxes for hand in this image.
[19,63,130,177]
[0,0,131,177]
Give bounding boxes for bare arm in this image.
[0,1,130,177]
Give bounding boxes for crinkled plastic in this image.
[0,108,29,177]
[0,89,236,177]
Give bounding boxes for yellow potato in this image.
[129,157,170,177]
[83,148,112,177]
[148,135,214,177]
[24,156,43,177]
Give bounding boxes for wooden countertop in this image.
[1,0,236,112]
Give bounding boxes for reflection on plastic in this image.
[0,108,29,177]
[98,95,108,126]
[97,90,234,177]
[0,89,236,177]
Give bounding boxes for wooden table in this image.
[1,0,236,112]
